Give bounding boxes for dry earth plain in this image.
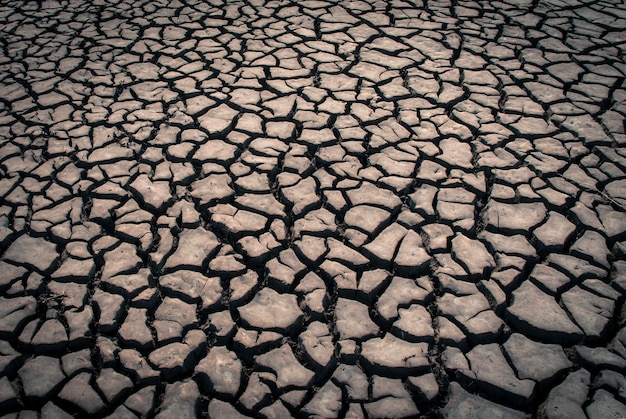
[1,0,626,417]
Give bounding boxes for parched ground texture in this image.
[0,0,626,417]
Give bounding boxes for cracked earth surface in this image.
[1,0,626,417]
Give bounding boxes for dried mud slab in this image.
[1,0,626,417]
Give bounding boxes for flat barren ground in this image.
[1,0,625,417]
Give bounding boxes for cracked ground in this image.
[0,0,626,417]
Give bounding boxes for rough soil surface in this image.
[1,0,626,417]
